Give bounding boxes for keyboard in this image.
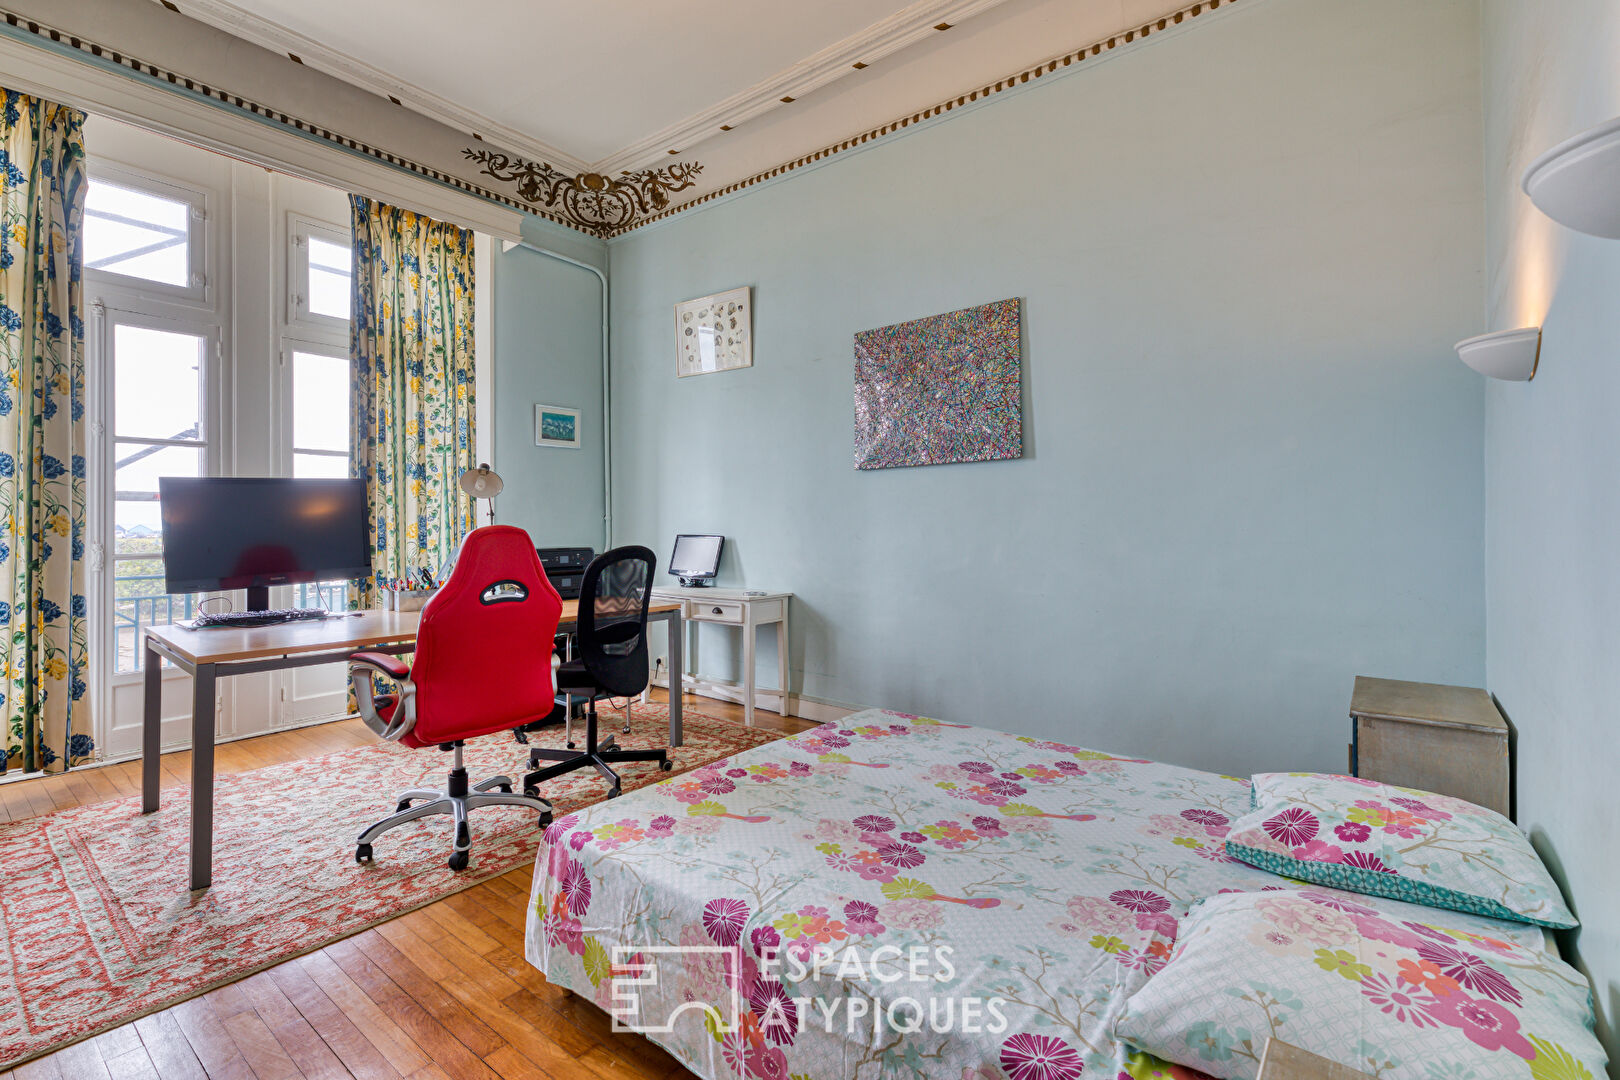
[191,608,330,629]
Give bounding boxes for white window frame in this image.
[92,301,223,681]
[85,162,210,304]
[286,213,352,334]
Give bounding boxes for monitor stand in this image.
[677,577,713,588]
[245,585,271,612]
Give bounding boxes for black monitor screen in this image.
[159,477,371,593]
[669,534,724,580]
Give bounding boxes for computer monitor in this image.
[669,534,724,587]
[159,477,372,610]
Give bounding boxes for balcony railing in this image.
[113,575,351,673]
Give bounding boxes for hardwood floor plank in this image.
[343,931,506,1060]
[234,972,351,1080]
[101,1048,161,1080]
[132,1009,210,1080]
[479,1046,553,1080]
[168,997,257,1080]
[322,938,506,1077]
[295,951,431,1077]
[218,1011,304,1080]
[46,1038,112,1080]
[263,961,404,1080]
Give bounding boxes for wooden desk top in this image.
[1349,675,1506,733]
[146,599,680,666]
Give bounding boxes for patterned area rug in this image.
[0,705,782,1069]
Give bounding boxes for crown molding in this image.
[155,0,592,174]
[593,0,1015,174]
[605,0,1240,238]
[162,0,1013,177]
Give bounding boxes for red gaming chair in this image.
[350,525,562,870]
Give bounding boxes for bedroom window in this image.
[106,318,214,672]
[84,171,205,298]
[288,215,352,327]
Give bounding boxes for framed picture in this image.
[675,286,752,378]
[534,404,581,448]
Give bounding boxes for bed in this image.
[524,710,1556,1080]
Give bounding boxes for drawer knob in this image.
[711,606,723,615]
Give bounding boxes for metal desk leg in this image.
[667,612,683,747]
[141,640,162,814]
[189,663,217,891]
[742,608,756,728]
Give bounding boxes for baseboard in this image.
[651,675,868,724]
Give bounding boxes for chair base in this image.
[523,700,672,799]
[356,745,553,871]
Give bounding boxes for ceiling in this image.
[167,0,1210,231]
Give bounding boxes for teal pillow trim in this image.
[1225,843,1579,930]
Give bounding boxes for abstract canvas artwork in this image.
[852,297,1023,470]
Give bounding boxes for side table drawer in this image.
[689,599,744,624]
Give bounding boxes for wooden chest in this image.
[1349,676,1511,819]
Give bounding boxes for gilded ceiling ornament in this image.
[462,149,702,235]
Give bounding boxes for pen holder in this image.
[383,587,438,612]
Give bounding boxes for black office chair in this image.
[522,545,672,799]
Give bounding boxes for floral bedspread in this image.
[522,711,1456,1080]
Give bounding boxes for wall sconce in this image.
[1523,116,1620,238]
[1454,328,1542,381]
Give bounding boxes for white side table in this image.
[647,587,791,727]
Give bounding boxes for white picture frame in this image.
[675,286,752,378]
[535,404,581,448]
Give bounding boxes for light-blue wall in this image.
[492,216,609,550]
[605,0,1487,776]
[1482,0,1620,1061]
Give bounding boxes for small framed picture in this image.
[675,286,752,378]
[535,404,581,448]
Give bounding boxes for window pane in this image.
[292,350,350,452]
[114,325,203,440]
[307,236,351,320]
[85,180,191,287]
[113,501,166,553]
[114,443,201,548]
[293,452,348,479]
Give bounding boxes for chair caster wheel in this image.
[659,759,674,771]
[396,799,412,812]
[448,851,469,871]
[566,741,576,750]
[539,809,553,828]
[607,786,622,799]
[355,844,373,864]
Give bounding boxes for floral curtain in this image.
[0,89,90,775]
[349,196,475,608]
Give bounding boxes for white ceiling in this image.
[174,0,1016,172]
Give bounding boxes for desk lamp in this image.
[458,463,503,525]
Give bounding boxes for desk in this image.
[648,587,790,727]
[142,599,684,890]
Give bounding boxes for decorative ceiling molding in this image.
[160,0,1015,178]
[0,7,569,234]
[150,0,592,174]
[604,0,1242,238]
[593,0,1014,174]
[462,150,702,237]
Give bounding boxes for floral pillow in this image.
[1224,773,1576,928]
[1113,888,1605,1080]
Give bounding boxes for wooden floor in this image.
[1,692,818,1080]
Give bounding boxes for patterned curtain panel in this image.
[348,196,476,608]
[0,89,90,775]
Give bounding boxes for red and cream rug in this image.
[0,705,782,1070]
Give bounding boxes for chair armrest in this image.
[349,652,417,741]
[350,651,411,679]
